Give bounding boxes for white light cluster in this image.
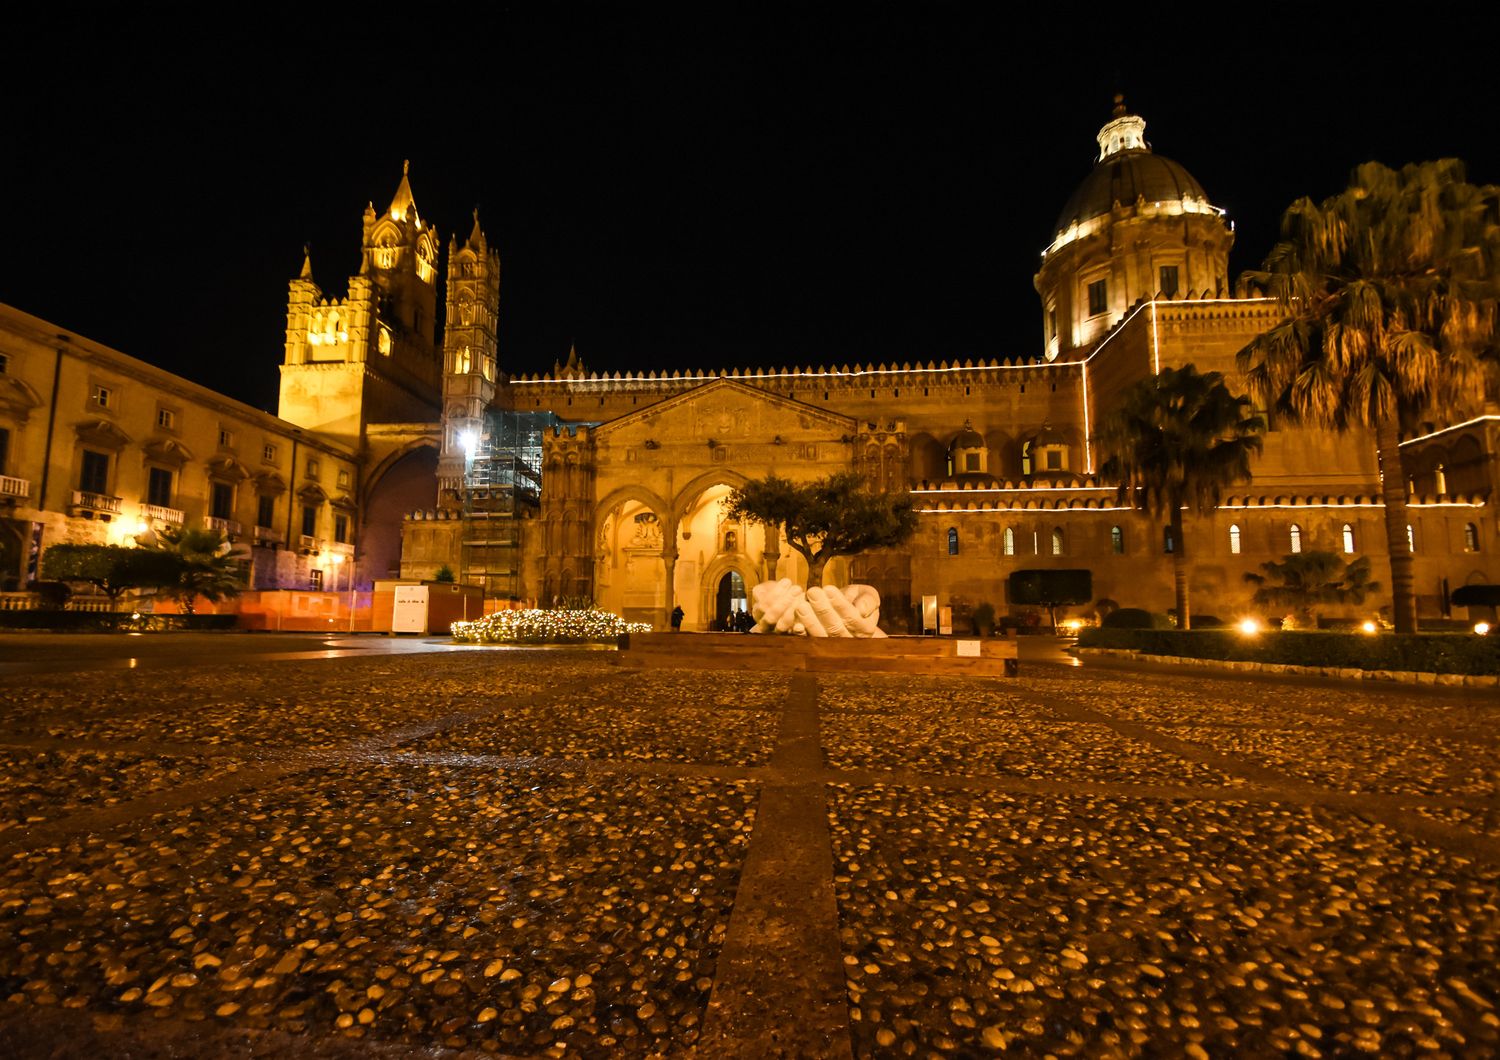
[451,608,653,643]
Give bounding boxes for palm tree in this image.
[1095,365,1265,630]
[1244,550,1380,630]
[1238,160,1500,633]
[152,526,247,615]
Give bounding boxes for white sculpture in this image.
[749,578,886,638]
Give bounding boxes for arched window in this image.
[1051,527,1064,556]
[1003,527,1015,556]
[1406,524,1416,553]
[1163,525,1175,554]
[1110,525,1124,554]
[1341,524,1355,554]
[1434,464,1447,495]
[1464,522,1480,552]
[1229,524,1241,555]
[1021,441,1032,476]
[947,527,959,556]
[1289,524,1302,553]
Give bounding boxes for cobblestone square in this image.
[1,637,1497,1057]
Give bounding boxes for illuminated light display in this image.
[451,608,653,643]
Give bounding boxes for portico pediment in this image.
[595,378,856,447]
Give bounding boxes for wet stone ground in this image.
[0,641,1497,1057]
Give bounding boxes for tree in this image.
[149,526,247,615]
[1244,550,1380,629]
[1095,365,1265,630]
[1238,160,1500,634]
[40,544,178,606]
[723,471,917,586]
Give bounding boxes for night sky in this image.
[6,7,1498,413]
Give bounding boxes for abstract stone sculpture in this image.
[749,578,886,637]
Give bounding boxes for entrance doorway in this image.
[0,520,25,592]
[714,570,747,630]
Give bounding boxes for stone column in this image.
[660,549,678,632]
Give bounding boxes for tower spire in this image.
[387,160,419,224]
[299,244,313,280]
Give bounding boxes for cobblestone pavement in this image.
[0,642,1497,1057]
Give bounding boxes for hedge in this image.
[1076,628,1500,676]
[0,612,238,632]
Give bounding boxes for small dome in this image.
[1052,98,1213,236]
[950,420,985,450]
[1032,424,1067,447]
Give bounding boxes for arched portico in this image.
[699,552,761,630]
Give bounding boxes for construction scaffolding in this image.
[457,410,559,599]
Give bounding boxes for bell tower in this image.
[438,210,502,499]
[278,162,444,448]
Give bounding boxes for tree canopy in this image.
[40,544,179,603]
[1238,159,1500,632]
[1244,550,1380,628]
[147,526,247,614]
[723,471,916,585]
[1095,364,1265,629]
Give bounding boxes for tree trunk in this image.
[807,553,828,587]
[1172,508,1190,630]
[1375,418,1418,634]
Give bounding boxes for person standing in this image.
[670,604,684,632]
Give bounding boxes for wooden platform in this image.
[616,632,1019,676]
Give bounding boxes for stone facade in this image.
[3,103,1495,627]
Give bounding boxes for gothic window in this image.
[1003,527,1015,556]
[1110,525,1124,554]
[1021,441,1032,476]
[1159,265,1179,298]
[947,527,959,556]
[1229,524,1241,555]
[1464,523,1480,552]
[1434,464,1447,495]
[1163,525,1175,554]
[1289,524,1303,553]
[1341,524,1356,554]
[1050,527,1064,556]
[1087,279,1108,316]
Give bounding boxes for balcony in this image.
[71,490,122,518]
[299,534,319,554]
[140,503,185,526]
[0,476,30,502]
[253,525,285,548]
[204,515,242,537]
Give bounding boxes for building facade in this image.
[4,102,1495,626]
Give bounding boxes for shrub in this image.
[1101,607,1173,630]
[1075,628,1500,675]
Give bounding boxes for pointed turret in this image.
[299,244,314,280]
[466,208,486,253]
[387,160,420,226]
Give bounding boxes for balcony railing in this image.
[140,503,186,526]
[253,525,285,548]
[0,476,30,500]
[204,515,242,536]
[72,490,122,515]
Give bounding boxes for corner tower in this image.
[278,162,443,447]
[437,210,502,497]
[1034,97,1233,360]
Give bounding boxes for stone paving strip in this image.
[1,649,1498,1057]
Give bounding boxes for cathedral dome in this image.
[1054,149,1209,235]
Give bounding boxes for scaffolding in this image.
[457,410,559,599]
